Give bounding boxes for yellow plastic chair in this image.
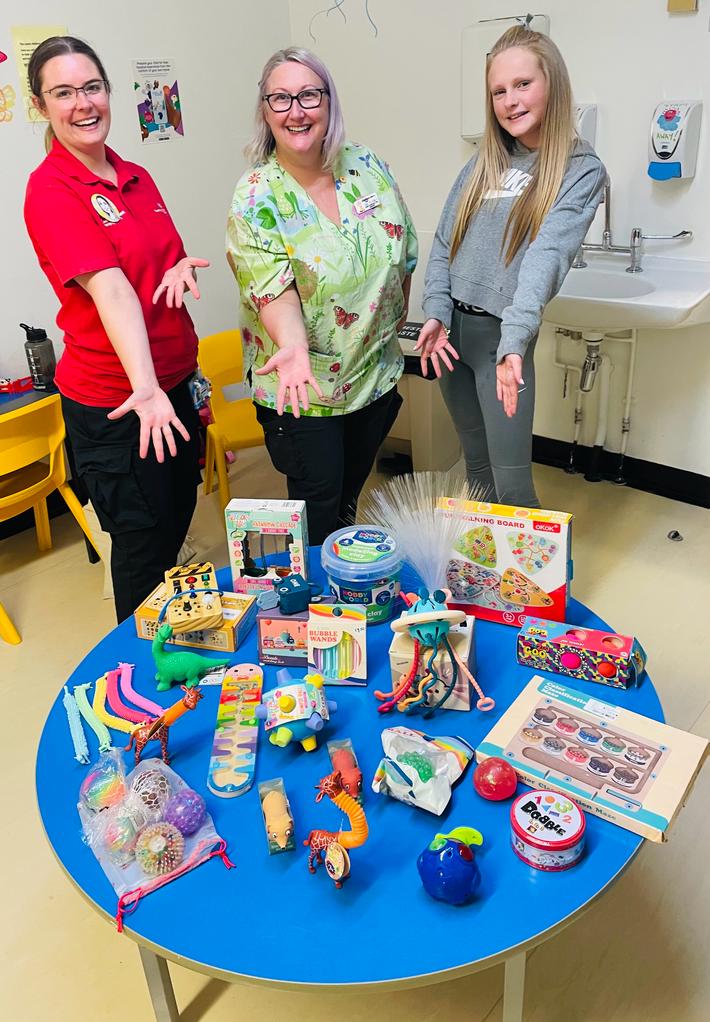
[0,394,101,557]
[0,600,21,644]
[198,330,264,511]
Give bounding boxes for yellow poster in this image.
[11,25,67,122]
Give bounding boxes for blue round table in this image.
[36,551,662,1021]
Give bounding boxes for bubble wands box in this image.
[477,676,709,842]
[517,618,647,689]
[438,498,573,627]
[225,499,309,595]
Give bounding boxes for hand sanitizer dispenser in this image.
[648,102,702,180]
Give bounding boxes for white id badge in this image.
[353,193,380,216]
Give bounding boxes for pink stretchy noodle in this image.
[116,662,163,718]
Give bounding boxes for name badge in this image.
[353,192,380,216]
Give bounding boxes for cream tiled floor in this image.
[2,450,708,1022]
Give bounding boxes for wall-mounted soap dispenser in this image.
[575,104,597,147]
[648,102,702,180]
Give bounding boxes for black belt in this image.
[453,299,492,316]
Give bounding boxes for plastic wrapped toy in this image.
[372,727,474,815]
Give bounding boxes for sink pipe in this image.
[553,328,637,483]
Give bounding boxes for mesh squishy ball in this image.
[135,822,185,876]
[132,769,171,815]
[164,789,206,836]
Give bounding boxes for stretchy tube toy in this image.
[116,662,163,719]
[92,673,135,734]
[73,683,112,752]
[105,668,151,725]
[63,686,90,764]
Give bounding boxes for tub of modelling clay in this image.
[321,526,402,625]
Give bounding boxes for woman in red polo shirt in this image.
[24,36,209,622]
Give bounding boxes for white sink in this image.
[544,253,710,330]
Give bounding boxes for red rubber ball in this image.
[598,661,617,678]
[473,757,518,801]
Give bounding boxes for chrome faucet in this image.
[571,174,692,272]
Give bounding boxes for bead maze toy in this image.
[135,585,257,652]
[225,498,309,596]
[152,623,231,691]
[255,671,338,752]
[304,769,369,888]
[417,827,483,905]
[207,663,263,797]
[259,779,296,853]
[477,676,710,842]
[377,589,494,717]
[516,618,647,689]
[125,685,204,765]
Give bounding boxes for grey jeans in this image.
[438,307,540,508]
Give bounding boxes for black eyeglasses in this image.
[262,88,328,113]
[42,79,108,104]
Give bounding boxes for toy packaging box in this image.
[225,498,309,595]
[438,498,573,627]
[308,602,367,685]
[388,616,476,710]
[477,676,709,842]
[517,618,647,689]
[257,604,310,668]
[135,585,257,652]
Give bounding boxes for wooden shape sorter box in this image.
[477,677,708,842]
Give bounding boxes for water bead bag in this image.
[78,752,233,930]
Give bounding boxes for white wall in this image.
[0,1,291,378]
[289,0,710,477]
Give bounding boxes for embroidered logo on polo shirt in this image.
[91,193,124,225]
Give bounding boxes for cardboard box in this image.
[477,675,708,842]
[388,617,476,710]
[439,498,572,627]
[308,602,367,685]
[517,617,647,689]
[135,583,257,652]
[225,498,309,595]
[257,605,310,667]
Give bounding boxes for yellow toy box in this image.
[135,584,257,652]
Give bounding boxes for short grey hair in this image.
[244,47,345,171]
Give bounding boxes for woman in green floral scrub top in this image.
[226,46,417,543]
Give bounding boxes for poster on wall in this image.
[131,59,183,143]
[0,44,14,124]
[11,25,67,121]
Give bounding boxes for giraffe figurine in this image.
[125,685,203,765]
[304,770,368,888]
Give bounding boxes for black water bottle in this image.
[20,323,57,391]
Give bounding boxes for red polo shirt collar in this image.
[46,139,139,189]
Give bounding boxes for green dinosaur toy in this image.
[152,623,231,692]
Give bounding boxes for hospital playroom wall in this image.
[289,0,710,481]
[1,2,291,382]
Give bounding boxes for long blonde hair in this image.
[450,26,576,265]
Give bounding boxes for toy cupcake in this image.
[612,765,639,788]
[578,725,602,745]
[625,746,651,767]
[587,756,613,777]
[521,726,543,743]
[601,735,626,756]
[542,735,565,756]
[564,746,589,767]
[533,706,557,727]
[555,716,578,736]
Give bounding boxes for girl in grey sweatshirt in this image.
[417,26,605,507]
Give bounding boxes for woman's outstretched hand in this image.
[108,385,190,462]
[496,353,524,417]
[414,318,459,378]
[255,343,324,417]
[152,256,210,309]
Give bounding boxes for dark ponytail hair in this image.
[27,35,110,153]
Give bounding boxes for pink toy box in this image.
[517,618,647,689]
[438,498,572,627]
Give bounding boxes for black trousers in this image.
[61,378,201,623]
[255,387,403,545]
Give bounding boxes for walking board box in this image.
[439,498,572,627]
[477,676,709,842]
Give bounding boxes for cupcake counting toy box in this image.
[438,498,572,627]
[477,677,708,842]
